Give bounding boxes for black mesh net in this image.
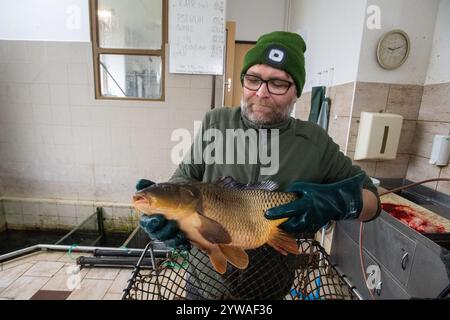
[122,239,356,300]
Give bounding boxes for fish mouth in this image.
[133,194,152,208]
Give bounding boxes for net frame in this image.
[121,239,357,300]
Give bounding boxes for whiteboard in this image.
[169,0,225,75]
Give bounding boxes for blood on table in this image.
[381,203,446,234]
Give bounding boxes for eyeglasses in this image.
[241,74,294,95]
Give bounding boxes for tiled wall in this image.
[348,82,423,179]
[298,80,450,198]
[0,40,213,203]
[1,198,139,233]
[407,82,450,193]
[295,82,355,153]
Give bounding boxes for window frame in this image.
[89,0,168,102]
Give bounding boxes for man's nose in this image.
[256,82,271,98]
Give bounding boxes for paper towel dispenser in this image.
[429,135,450,166]
[354,112,403,160]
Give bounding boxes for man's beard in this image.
[241,97,296,126]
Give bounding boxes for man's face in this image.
[241,64,298,125]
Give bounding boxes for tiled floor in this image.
[0,250,133,300]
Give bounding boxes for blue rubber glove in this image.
[265,173,366,234]
[136,179,191,251]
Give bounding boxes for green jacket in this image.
[169,106,380,299]
[171,106,380,213]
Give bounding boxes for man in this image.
[137,31,380,298]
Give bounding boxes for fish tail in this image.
[267,228,299,255]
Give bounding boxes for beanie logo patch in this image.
[267,48,285,64]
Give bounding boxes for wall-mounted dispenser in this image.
[429,135,450,166]
[354,112,403,161]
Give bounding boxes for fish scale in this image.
[197,183,297,248]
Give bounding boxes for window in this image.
[90,0,167,101]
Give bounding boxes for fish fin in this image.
[209,248,228,274]
[197,215,232,244]
[267,229,299,255]
[215,176,279,191]
[218,244,249,270]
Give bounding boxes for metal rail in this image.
[0,243,168,264]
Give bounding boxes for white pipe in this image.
[284,0,292,31]
[0,243,167,263]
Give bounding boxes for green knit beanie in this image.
[241,31,307,97]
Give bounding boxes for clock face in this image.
[377,30,410,70]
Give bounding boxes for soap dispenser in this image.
[429,135,450,166]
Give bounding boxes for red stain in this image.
[381,203,446,234]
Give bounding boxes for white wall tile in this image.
[110,127,131,148]
[1,40,214,202]
[46,42,87,64]
[39,202,57,216]
[34,125,55,145]
[7,83,30,104]
[166,73,190,88]
[1,41,27,62]
[22,214,41,227]
[21,202,40,216]
[53,125,73,145]
[53,145,74,165]
[32,105,53,125]
[125,108,147,128]
[30,83,50,105]
[0,82,7,102]
[25,42,47,62]
[68,63,88,84]
[90,107,110,126]
[11,124,35,145]
[35,62,68,84]
[92,147,112,166]
[3,200,23,215]
[72,126,92,146]
[190,75,213,89]
[6,102,34,124]
[4,62,41,83]
[112,207,132,220]
[73,145,93,165]
[5,213,24,226]
[58,216,77,227]
[71,106,92,126]
[91,126,111,149]
[51,105,72,125]
[73,165,94,184]
[57,203,77,217]
[68,84,92,106]
[49,84,69,105]
[146,108,169,129]
[76,204,95,221]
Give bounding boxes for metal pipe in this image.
[77,256,156,268]
[0,243,168,264]
[121,242,154,300]
[333,264,364,300]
